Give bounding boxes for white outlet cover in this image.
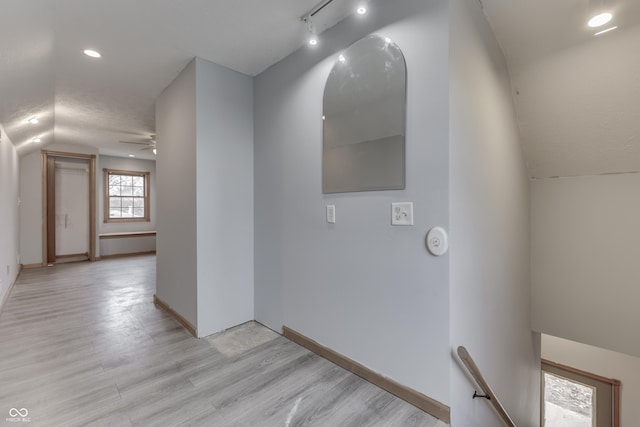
[391,202,414,226]
[426,226,448,256]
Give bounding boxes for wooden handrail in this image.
[457,346,516,427]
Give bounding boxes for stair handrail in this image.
[457,346,516,427]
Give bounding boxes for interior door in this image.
[53,158,90,261]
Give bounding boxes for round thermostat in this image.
[426,227,448,256]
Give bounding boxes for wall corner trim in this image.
[153,294,197,338]
[282,326,451,423]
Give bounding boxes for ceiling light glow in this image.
[128,154,135,158]
[588,12,613,27]
[356,6,367,15]
[338,54,346,63]
[309,37,318,46]
[594,25,618,35]
[28,117,39,125]
[83,49,102,58]
[32,137,41,143]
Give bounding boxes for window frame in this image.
[541,359,620,427]
[103,168,150,223]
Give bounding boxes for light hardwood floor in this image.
[0,256,446,427]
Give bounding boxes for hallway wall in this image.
[0,127,20,308]
[156,57,254,337]
[532,173,640,358]
[255,0,451,406]
[449,0,540,425]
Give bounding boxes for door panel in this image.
[54,159,89,258]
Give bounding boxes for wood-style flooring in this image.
[0,256,446,426]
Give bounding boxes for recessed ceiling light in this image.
[128,154,135,158]
[32,137,41,143]
[356,6,367,15]
[588,12,613,28]
[594,26,618,35]
[338,54,346,63]
[83,49,102,58]
[28,117,39,125]
[308,37,318,46]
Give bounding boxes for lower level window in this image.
[104,169,150,222]
[542,360,620,427]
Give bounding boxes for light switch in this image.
[326,205,336,224]
[391,202,413,226]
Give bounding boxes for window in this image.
[103,169,150,222]
[542,360,620,427]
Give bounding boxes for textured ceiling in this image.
[2,0,640,175]
[0,0,362,159]
[481,0,640,178]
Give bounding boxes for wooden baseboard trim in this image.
[21,263,46,270]
[100,250,156,260]
[153,294,197,338]
[282,326,451,423]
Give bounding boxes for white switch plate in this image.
[391,202,414,226]
[326,205,336,224]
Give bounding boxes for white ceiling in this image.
[1,0,640,177]
[481,0,640,178]
[0,0,361,160]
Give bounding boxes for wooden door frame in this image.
[42,150,97,264]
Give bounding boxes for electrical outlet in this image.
[391,202,414,226]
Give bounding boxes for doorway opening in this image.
[42,150,97,264]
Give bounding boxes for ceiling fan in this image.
[119,136,156,153]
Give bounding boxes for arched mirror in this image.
[323,35,407,193]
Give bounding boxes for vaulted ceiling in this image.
[481,0,640,178]
[0,0,360,160]
[1,0,640,177]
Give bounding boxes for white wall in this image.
[156,59,198,328]
[156,58,254,337]
[542,334,640,427]
[195,57,254,337]
[449,0,540,426]
[532,173,640,358]
[98,155,156,257]
[19,150,42,265]
[255,0,451,406]
[0,127,20,308]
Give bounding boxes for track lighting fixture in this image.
[301,0,371,48]
[305,15,319,47]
